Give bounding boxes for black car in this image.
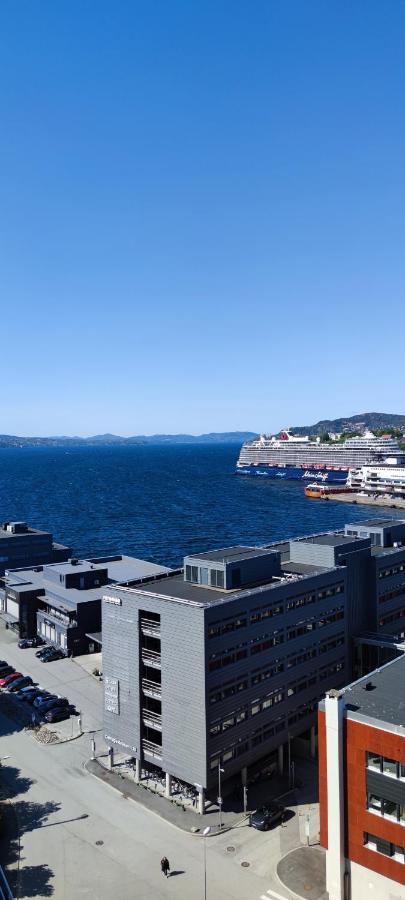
[35,646,53,659]
[0,666,15,678]
[24,689,50,705]
[250,803,285,831]
[18,637,44,649]
[41,649,65,663]
[7,676,33,693]
[45,707,70,723]
[16,687,42,702]
[33,692,55,709]
[37,697,69,714]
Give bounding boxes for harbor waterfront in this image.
[1,444,405,566]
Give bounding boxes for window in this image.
[367,752,381,772]
[210,569,224,589]
[383,798,397,820]
[364,833,405,862]
[383,757,397,778]
[368,794,382,813]
[185,565,198,583]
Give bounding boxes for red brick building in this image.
[318,656,405,900]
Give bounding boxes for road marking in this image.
[260,888,289,900]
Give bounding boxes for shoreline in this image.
[318,492,405,510]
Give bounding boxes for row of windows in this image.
[364,833,404,864]
[379,608,405,628]
[367,752,405,780]
[207,585,345,638]
[367,793,405,824]
[286,607,344,641]
[209,696,320,770]
[378,586,405,605]
[208,634,346,702]
[209,706,248,736]
[378,564,405,579]
[319,658,345,681]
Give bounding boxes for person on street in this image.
[160,856,170,878]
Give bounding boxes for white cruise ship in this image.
[236,430,405,483]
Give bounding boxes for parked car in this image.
[0,672,22,688]
[45,707,70,723]
[250,803,285,831]
[0,660,9,667]
[35,646,52,659]
[7,676,33,692]
[33,693,57,709]
[24,689,51,705]
[41,649,65,663]
[0,666,15,678]
[38,697,69,714]
[18,637,44,649]
[16,686,42,701]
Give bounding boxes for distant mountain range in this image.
[292,412,405,436]
[1,413,404,449]
[0,431,258,448]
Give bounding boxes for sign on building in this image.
[104,676,120,714]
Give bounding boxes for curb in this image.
[85,759,243,836]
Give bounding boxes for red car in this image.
[0,672,22,688]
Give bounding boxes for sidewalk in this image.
[277,846,327,900]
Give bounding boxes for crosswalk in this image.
[260,888,289,900]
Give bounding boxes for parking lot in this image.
[0,625,103,735]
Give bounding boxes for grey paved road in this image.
[0,628,299,900]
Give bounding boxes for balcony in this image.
[142,708,162,731]
[142,738,162,760]
[141,648,161,669]
[140,618,161,639]
[142,678,162,700]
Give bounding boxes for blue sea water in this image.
[0,444,401,568]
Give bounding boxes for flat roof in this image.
[348,518,405,528]
[130,562,337,608]
[88,555,171,583]
[324,655,405,729]
[187,546,276,564]
[297,533,361,547]
[0,524,49,539]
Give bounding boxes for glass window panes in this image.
[367,752,381,771]
[383,757,397,777]
[400,805,405,823]
[383,798,397,819]
[368,794,382,813]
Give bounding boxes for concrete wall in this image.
[349,858,405,900]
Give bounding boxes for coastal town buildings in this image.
[102,519,405,810]
[0,554,170,651]
[319,655,405,899]
[0,520,70,577]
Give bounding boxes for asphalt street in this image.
[0,628,299,900]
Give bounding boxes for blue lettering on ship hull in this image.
[236,466,348,483]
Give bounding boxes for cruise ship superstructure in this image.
[236,430,405,483]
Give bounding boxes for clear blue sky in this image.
[1,1,404,436]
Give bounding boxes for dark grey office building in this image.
[102,518,405,810]
[1,554,170,650]
[0,521,70,577]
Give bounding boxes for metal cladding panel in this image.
[161,604,207,786]
[366,770,405,805]
[102,593,140,755]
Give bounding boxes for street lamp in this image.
[218,763,224,829]
[203,826,210,900]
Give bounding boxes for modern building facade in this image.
[0,520,70,577]
[102,518,405,810]
[319,656,405,899]
[0,554,171,651]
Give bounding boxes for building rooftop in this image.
[349,518,405,528]
[3,556,171,612]
[0,522,49,539]
[130,561,339,608]
[299,533,362,547]
[322,655,405,729]
[187,546,276,564]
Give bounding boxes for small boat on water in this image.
[304,482,355,499]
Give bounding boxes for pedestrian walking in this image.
[160,856,170,878]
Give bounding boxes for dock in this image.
[321,492,405,510]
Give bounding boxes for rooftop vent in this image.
[363,681,376,691]
[5,522,28,534]
[70,558,79,566]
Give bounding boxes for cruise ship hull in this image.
[236,465,348,483]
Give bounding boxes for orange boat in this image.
[304,483,355,499]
